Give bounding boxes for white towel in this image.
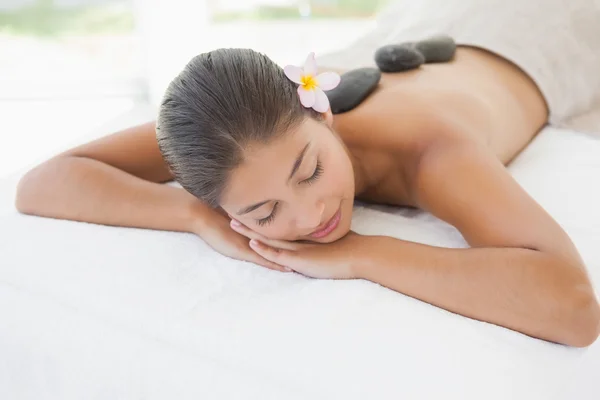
[318,0,600,134]
[2,122,600,399]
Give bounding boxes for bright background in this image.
[0,0,393,179]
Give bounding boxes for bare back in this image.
[331,46,550,206]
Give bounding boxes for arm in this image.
[357,139,600,347]
[15,121,212,233]
[16,121,291,272]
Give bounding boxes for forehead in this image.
[220,118,324,207]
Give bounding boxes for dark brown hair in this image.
[156,48,320,207]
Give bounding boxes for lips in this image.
[309,208,342,239]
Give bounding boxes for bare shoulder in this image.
[406,135,584,264]
[337,86,481,206]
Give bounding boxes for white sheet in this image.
[1,109,599,399]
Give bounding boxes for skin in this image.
[222,47,600,346]
[220,114,355,244]
[221,46,553,242]
[15,46,600,346]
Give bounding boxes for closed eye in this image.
[256,159,323,227]
[257,202,279,227]
[301,159,323,185]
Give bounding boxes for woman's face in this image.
[219,114,355,243]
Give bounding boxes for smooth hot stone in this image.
[326,67,382,114]
[374,44,425,72]
[414,34,456,63]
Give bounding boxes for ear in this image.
[322,109,333,127]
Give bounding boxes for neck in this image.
[344,143,368,196]
[329,117,369,196]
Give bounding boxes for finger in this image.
[231,220,300,251]
[230,219,254,238]
[249,239,295,270]
[240,238,292,273]
[260,237,300,251]
[246,251,293,273]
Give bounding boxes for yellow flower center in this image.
[301,74,317,90]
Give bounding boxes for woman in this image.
[15,1,600,347]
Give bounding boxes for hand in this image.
[193,208,292,273]
[230,219,367,279]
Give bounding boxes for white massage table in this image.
[1,107,599,399]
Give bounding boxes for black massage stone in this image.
[326,67,381,114]
[414,34,456,63]
[374,44,425,72]
[374,34,457,73]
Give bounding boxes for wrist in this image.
[350,234,383,280]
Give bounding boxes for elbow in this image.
[538,255,600,347]
[568,293,600,348]
[15,159,56,214]
[559,284,600,348]
[15,167,37,214]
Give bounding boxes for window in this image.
[1,0,144,177]
[1,0,391,178]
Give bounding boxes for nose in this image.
[295,199,325,230]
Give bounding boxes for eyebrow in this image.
[288,142,310,182]
[236,142,310,216]
[237,200,270,216]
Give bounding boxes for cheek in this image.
[323,170,346,193]
[325,150,353,193]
